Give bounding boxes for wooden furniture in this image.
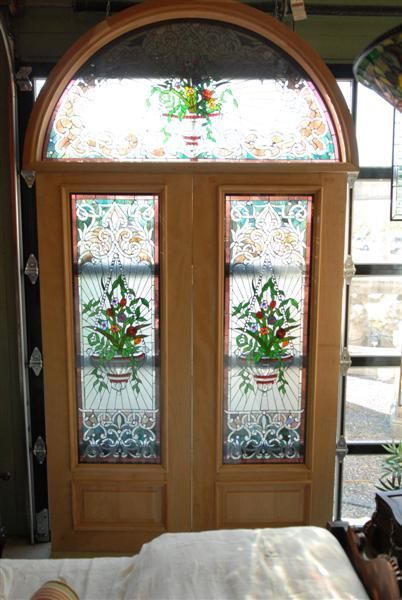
[329,520,400,600]
[364,490,402,561]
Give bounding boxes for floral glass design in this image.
[46,77,337,162]
[224,195,313,463]
[71,193,159,463]
[43,20,339,162]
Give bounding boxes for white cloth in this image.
[0,527,369,600]
[121,526,369,600]
[0,556,134,600]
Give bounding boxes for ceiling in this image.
[2,0,402,17]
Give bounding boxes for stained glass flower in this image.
[82,274,149,393]
[232,276,299,394]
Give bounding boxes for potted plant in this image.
[82,274,149,393]
[377,441,402,491]
[231,276,299,394]
[147,76,237,147]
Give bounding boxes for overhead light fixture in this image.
[353,25,402,112]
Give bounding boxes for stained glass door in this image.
[35,170,346,553]
[192,174,347,532]
[36,172,194,554]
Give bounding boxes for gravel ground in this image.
[341,402,402,522]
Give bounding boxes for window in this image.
[42,20,340,163]
[335,72,402,523]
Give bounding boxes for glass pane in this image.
[348,276,402,356]
[341,454,383,523]
[71,193,160,463]
[34,77,46,101]
[356,84,394,167]
[45,21,339,162]
[337,79,353,113]
[224,195,312,463]
[351,179,402,264]
[392,110,402,220]
[345,367,401,441]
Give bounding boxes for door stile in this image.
[308,173,348,525]
[163,174,194,533]
[192,175,224,531]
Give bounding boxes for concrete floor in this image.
[2,536,51,559]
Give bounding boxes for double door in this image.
[36,169,346,554]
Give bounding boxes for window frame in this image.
[331,64,402,522]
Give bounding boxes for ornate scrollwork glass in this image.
[224,194,313,463]
[71,193,160,463]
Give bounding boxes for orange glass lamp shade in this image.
[353,25,402,112]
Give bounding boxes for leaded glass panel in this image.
[224,195,312,463]
[45,21,339,162]
[71,193,160,463]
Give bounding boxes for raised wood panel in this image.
[217,483,310,528]
[72,480,166,531]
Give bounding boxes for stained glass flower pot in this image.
[164,112,221,158]
[251,354,294,392]
[91,353,145,391]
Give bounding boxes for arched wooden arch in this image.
[23,0,359,555]
[23,0,358,170]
